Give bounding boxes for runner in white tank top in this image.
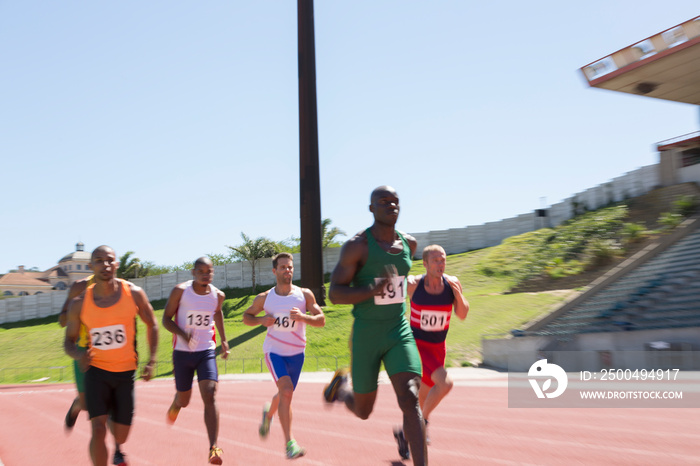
[173,280,220,352]
[243,253,325,459]
[262,285,307,356]
[162,257,229,465]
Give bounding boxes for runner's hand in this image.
[79,351,92,373]
[141,362,154,381]
[261,314,275,327]
[289,307,304,322]
[446,275,463,295]
[220,340,230,360]
[372,264,398,296]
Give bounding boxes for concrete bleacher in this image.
[531,225,700,336]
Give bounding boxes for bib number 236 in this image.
[374,275,406,305]
[91,324,127,350]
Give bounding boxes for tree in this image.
[322,218,346,249]
[227,232,277,292]
[139,261,174,276]
[117,251,141,279]
[206,252,234,266]
[274,236,301,254]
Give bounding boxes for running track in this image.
[0,368,698,465]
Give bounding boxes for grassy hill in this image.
[1,189,696,384]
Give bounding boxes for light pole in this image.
[298,0,325,305]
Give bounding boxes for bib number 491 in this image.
[374,275,406,305]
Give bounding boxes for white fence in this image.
[413,164,658,256]
[0,165,660,324]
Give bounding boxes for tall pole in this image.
[298,0,325,305]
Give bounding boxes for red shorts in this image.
[414,338,446,387]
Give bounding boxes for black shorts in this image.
[84,366,135,425]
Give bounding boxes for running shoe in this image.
[286,439,306,459]
[65,398,80,430]
[166,402,180,425]
[259,403,272,438]
[393,426,410,460]
[323,367,349,403]
[113,449,127,466]
[208,445,223,465]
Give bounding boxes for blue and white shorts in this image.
[264,352,305,389]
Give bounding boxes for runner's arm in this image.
[242,292,274,327]
[406,275,421,300]
[132,285,159,379]
[58,279,89,328]
[295,288,325,327]
[64,297,91,370]
[161,285,190,342]
[329,236,387,305]
[446,275,469,320]
[214,290,230,359]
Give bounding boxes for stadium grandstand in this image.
[483,15,700,372]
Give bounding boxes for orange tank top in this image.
[81,280,138,372]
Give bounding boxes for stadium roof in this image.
[580,16,700,105]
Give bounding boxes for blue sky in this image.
[1,1,698,273]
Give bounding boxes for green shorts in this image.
[350,318,421,394]
[73,346,87,393]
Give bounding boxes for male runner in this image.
[323,185,426,465]
[59,275,93,428]
[243,252,325,459]
[162,257,230,465]
[60,275,127,465]
[407,244,469,442]
[64,245,159,466]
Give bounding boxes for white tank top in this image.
[173,281,220,352]
[262,286,307,356]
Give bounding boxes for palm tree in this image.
[322,218,346,249]
[117,251,141,279]
[227,233,277,292]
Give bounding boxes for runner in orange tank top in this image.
[64,245,159,466]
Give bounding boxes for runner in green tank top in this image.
[323,186,426,465]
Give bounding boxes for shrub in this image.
[659,212,683,229]
[585,238,620,267]
[621,222,646,245]
[673,195,699,217]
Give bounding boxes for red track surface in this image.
[0,370,698,465]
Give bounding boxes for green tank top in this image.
[352,228,412,321]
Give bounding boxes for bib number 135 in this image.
[374,275,406,305]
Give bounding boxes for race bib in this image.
[420,309,448,331]
[90,324,127,350]
[373,275,406,305]
[185,310,212,329]
[273,311,298,332]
